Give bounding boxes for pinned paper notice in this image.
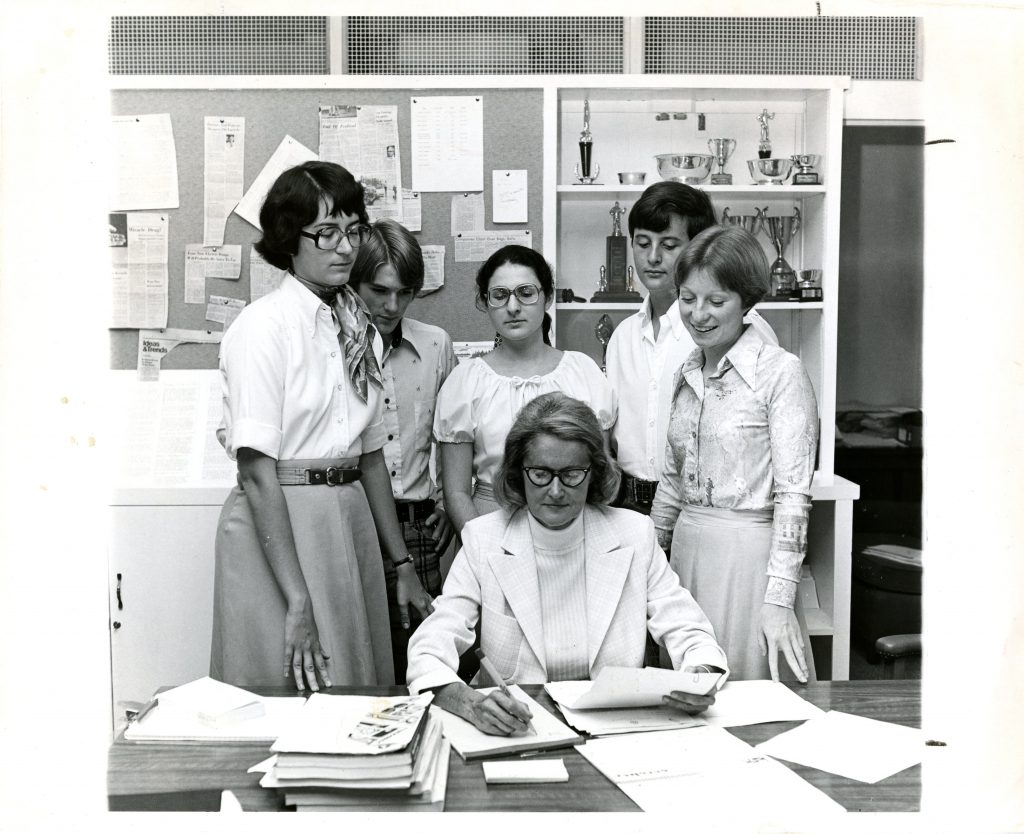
[137,328,223,382]
[492,170,528,223]
[454,230,531,263]
[411,96,483,192]
[249,247,287,302]
[451,192,484,234]
[185,245,242,304]
[110,212,169,330]
[419,245,445,296]
[234,135,317,229]
[110,113,179,210]
[206,295,246,330]
[401,189,422,232]
[204,117,245,245]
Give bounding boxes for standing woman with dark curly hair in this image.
[211,161,433,691]
[433,245,617,536]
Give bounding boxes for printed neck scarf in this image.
[331,285,383,403]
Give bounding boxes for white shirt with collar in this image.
[606,297,777,482]
[218,272,385,461]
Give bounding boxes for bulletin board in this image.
[109,86,545,370]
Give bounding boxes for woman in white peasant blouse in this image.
[650,225,819,683]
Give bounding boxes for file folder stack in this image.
[259,692,449,811]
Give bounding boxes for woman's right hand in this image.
[466,689,534,736]
[283,598,331,691]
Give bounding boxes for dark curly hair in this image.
[473,245,554,346]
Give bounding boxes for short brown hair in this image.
[673,225,769,310]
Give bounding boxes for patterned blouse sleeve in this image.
[764,353,819,607]
[649,370,687,549]
[432,360,477,444]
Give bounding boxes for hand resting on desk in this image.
[431,681,534,736]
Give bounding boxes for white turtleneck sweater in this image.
[527,511,590,681]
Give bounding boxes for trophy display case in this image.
[544,77,854,680]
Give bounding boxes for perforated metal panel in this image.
[645,17,918,80]
[346,16,623,75]
[108,16,329,75]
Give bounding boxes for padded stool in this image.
[851,536,922,659]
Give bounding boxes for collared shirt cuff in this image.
[765,576,798,608]
[678,646,730,680]
[225,420,282,461]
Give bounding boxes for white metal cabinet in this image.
[107,488,227,731]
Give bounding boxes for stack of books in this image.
[259,692,449,812]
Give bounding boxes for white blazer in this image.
[407,505,729,693]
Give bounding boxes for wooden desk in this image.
[107,681,920,813]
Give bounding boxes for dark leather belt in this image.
[276,458,362,486]
[395,498,436,524]
[624,474,659,505]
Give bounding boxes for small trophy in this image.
[760,208,802,299]
[756,109,775,159]
[598,265,608,293]
[798,269,823,302]
[626,264,635,293]
[595,314,614,372]
[573,99,601,184]
[708,138,737,185]
[591,202,642,302]
[791,154,821,185]
[721,206,766,235]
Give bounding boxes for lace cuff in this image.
[765,576,798,608]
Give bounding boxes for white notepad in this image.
[483,758,569,784]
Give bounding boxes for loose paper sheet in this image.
[454,230,532,263]
[555,703,705,737]
[492,169,528,223]
[206,295,246,330]
[546,666,721,710]
[136,328,223,383]
[234,135,317,229]
[110,113,179,210]
[411,95,483,192]
[109,212,169,329]
[419,245,446,296]
[109,370,236,487]
[450,192,484,233]
[249,247,287,302]
[482,759,568,784]
[184,244,242,304]
[702,679,826,728]
[756,710,924,783]
[319,104,403,222]
[579,727,845,823]
[203,116,245,245]
[401,189,422,232]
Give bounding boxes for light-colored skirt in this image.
[668,504,815,682]
[210,481,394,687]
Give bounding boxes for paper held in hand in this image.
[545,666,723,710]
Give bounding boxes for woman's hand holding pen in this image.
[467,689,534,736]
[283,596,330,691]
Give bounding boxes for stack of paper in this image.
[124,677,306,743]
[260,693,449,811]
[432,685,583,761]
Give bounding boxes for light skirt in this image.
[210,482,394,687]
[669,504,815,682]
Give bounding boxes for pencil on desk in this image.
[474,648,534,733]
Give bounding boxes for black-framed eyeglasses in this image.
[485,283,543,308]
[299,224,372,250]
[522,466,591,488]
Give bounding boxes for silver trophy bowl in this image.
[655,153,715,184]
[747,158,794,185]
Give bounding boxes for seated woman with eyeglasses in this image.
[434,246,617,537]
[408,393,728,734]
[211,161,433,692]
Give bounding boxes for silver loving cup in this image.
[708,138,737,184]
[721,206,766,235]
[760,207,802,297]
